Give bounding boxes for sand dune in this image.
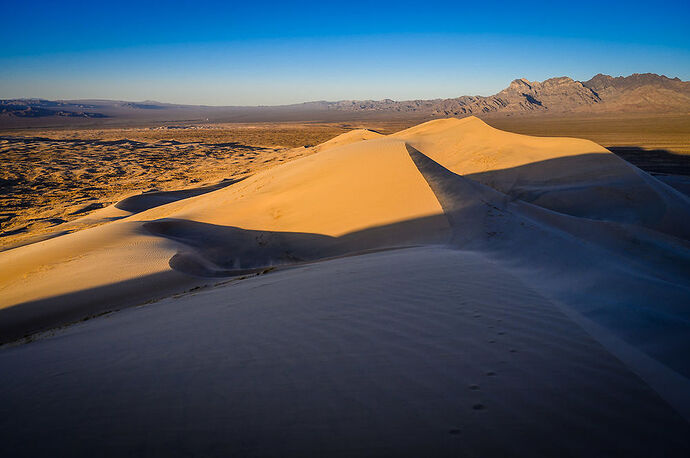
[395,117,690,238]
[3,247,689,457]
[1,116,689,455]
[2,117,688,360]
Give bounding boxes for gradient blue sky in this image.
[1,0,688,105]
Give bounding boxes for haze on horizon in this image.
[1,0,689,106]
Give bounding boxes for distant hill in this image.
[315,73,690,116]
[1,73,688,127]
[0,99,108,119]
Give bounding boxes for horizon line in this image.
[2,72,686,108]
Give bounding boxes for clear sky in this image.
[1,0,689,105]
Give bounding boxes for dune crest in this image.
[310,128,383,152]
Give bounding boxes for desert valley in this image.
[2,4,690,453]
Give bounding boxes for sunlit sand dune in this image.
[0,135,449,321]
[394,117,690,238]
[1,117,689,456]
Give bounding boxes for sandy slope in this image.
[0,135,448,322]
[2,247,689,457]
[394,117,690,238]
[1,116,689,455]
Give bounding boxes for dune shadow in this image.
[69,202,105,215]
[408,145,690,240]
[465,152,670,226]
[608,146,690,176]
[0,270,199,345]
[143,214,449,277]
[115,177,245,213]
[407,145,690,379]
[0,214,449,344]
[405,144,499,240]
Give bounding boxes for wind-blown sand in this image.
[1,117,689,456]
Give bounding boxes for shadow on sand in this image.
[115,178,245,213]
[608,146,690,176]
[0,213,449,345]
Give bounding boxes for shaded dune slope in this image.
[406,145,690,377]
[395,117,690,239]
[1,117,689,379]
[114,178,243,213]
[2,247,689,457]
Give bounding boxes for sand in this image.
[1,117,689,455]
[0,128,320,250]
[2,247,689,457]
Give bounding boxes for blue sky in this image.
[1,0,688,105]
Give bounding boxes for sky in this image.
[1,0,689,105]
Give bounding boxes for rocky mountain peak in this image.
[509,78,532,89]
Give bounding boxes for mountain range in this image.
[1,73,688,125]
[310,73,690,116]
